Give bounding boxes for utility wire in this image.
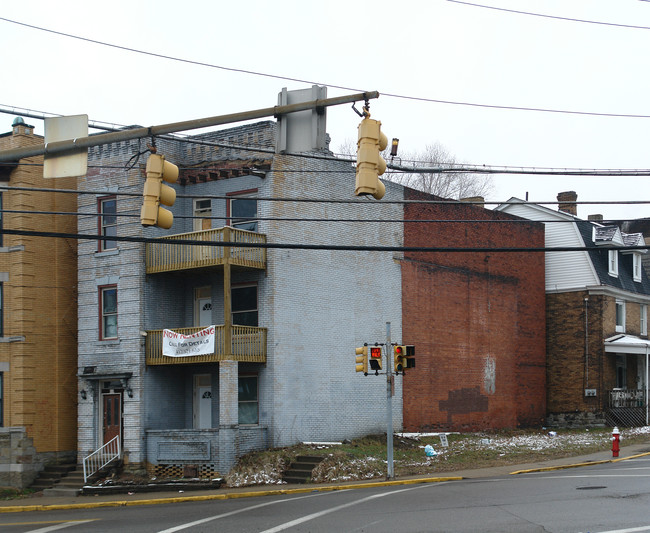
[446,0,650,30]
[1,184,649,208]
[3,228,648,253]
[2,16,650,119]
[0,208,614,224]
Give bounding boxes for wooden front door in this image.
[103,393,121,444]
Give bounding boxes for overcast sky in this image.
[1,0,650,220]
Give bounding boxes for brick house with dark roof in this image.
[497,192,650,427]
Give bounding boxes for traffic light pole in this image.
[0,91,380,162]
[385,321,394,480]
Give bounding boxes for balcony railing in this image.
[146,227,266,274]
[608,388,646,408]
[145,325,267,365]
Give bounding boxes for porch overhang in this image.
[604,334,650,355]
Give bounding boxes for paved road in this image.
[2,454,650,532]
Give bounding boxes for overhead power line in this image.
[2,16,650,119]
[1,184,649,208]
[3,228,648,253]
[446,0,650,31]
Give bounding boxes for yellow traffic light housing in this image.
[355,115,387,200]
[141,153,178,229]
[394,345,406,373]
[405,345,415,369]
[369,345,383,371]
[355,346,368,374]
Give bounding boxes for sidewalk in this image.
[1,443,649,513]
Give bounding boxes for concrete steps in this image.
[41,465,85,497]
[29,464,76,492]
[282,455,325,484]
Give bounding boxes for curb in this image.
[509,451,650,475]
[0,476,462,513]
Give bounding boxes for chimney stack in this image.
[557,191,578,216]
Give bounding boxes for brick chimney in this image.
[557,191,578,216]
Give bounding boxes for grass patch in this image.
[225,427,650,487]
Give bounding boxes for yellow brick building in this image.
[0,118,77,464]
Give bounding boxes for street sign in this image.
[44,114,88,178]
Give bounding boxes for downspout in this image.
[584,297,589,388]
[645,343,649,426]
[646,344,649,426]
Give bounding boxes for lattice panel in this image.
[148,463,219,479]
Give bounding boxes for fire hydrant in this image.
[612,426,620,458]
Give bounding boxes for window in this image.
[633,254,643,283]
[193,199,212,232]
[238,375,258,425]
[232,284,258,326]
[0,192,3,247]
[608,250,619,277]
[642,305,648,336]
[98,196,117,251]
[616,355,627,389]
[99,285,118,339]
[0,373,3,427]
[228,191,258,232]
[615,299,625,333]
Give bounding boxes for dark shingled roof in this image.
[576,220,650,295]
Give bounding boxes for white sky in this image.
[1,0,650,220]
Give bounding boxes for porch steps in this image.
[282,455,325,484]
[42,465,86,497]
[29,464,76,492]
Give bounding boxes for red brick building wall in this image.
[401,190,546,431]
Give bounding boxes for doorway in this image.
[193,374,212,429]
[102,393,121,445]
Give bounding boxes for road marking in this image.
[157,492,339,533]
[580,526,650,533]
[24,519,97,532]
[258,484,434,533]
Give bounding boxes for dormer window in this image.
[633,253,642,282]
[608,250,619,277]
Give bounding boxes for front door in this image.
[194,287,212,327]
[102,393,121,444]
[193,374,212,429]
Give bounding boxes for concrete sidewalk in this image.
[1,443,649,513]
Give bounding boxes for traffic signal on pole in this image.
[394,345,406,373]
[405,345,415,368]
[355,346,368,374]
[369,345,383,371]
[140,153,179,229]
[355,115,387,200]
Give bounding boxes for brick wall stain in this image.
[401,190,546,432]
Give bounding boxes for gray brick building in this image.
[77,89,403,475]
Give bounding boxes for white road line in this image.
[26,520,97,533]
[258,484,434,533]
[157,491,340,533]
[580,526,650,533]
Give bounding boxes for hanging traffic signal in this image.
[394,345,406,373]
[355,346,368,374]
[405,345,415,368]
[355,115,387,200]
[140,153,178,229]
[369,345,383,371]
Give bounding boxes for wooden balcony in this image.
[146,227,266,274]
[145,325,267,365]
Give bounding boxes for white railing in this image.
[83,436,121,483]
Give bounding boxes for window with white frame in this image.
[193,199,212,232]
[642,305,648,336]
[633,253,643,283]
[238,374,258,425]
[616,299,625,333]
[608,250,619,277]
[99,285,118,340]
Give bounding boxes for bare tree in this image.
[387,142,493,200]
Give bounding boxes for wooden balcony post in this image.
[223,226,232,360]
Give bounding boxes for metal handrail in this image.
[82,436,121,483]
